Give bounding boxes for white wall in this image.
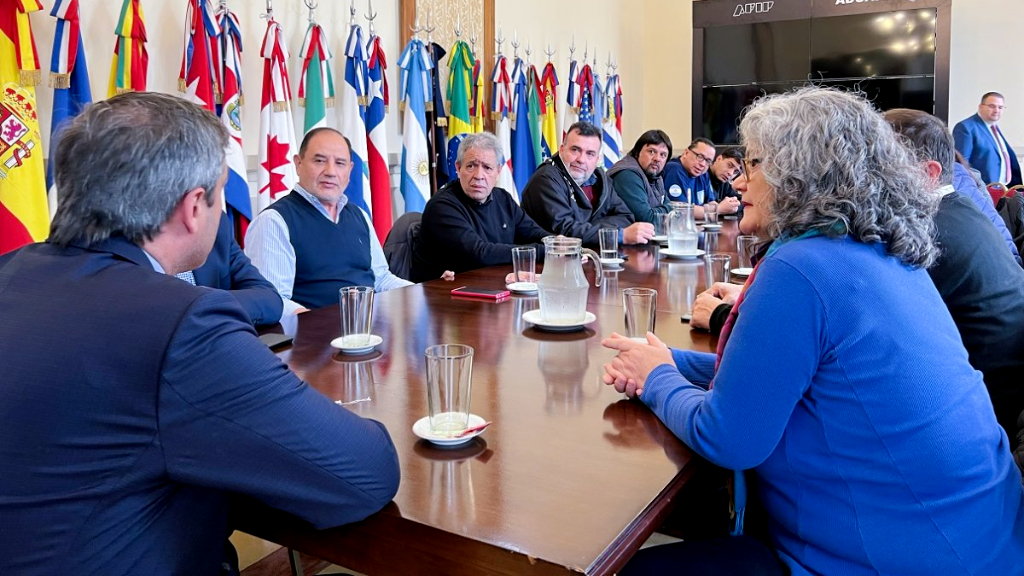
[949,0,1024,147]
[30,0,1024,159]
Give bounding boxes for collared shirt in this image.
[245,185,411,316]
[936,184,955,198]
[141,249,165,274]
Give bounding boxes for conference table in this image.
[237,221,742,575]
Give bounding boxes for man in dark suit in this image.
[192,211,283,325]
[0,93,400,575]
[953,92,1022,187]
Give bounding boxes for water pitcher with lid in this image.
[667,202,699,254]
[538,236,602,324]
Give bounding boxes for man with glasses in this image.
[953,92,1022,186]
[661,137,718,220]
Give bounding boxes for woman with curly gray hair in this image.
[602,87,1024,575]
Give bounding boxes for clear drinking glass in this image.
[623,287,657,340]
[599,228,619,261]
[338,286,374,347]
[425,344,474,434]
[511,246,537,284]
[703,254,732,289]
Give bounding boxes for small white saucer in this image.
[506,281,538,294]
[522,309,597,332]
[599,257,625,267]
[330,334,383,355]
[660,248,705,259]
[413,413,487,446]
[731,267,753,277]
[651,235,668,244]
[701,223,723,231]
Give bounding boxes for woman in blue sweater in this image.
[603,87,1024,575]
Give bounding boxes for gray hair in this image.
[49,92,229,247]
[456,132,505,167]
[739,86,939,268]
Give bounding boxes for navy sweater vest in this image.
[268,192,375,309]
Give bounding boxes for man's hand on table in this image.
[623,222,655,245]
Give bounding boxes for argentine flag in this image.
[398,38,432,213]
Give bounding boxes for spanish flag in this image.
[0,0,47,255]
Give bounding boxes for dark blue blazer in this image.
[0,236,399,575]
[193,212,283,325]
[953,113,1022,186]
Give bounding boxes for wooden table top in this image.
[237,222,740,575]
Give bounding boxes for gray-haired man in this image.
[410,132,552,282]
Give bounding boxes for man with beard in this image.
[521,121,654,247]
[608,130,673,223]
[661,137,717,220]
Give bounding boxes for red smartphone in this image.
[450,286,511,300]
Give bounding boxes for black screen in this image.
[811,9,936,79]
[700,9,937,144]
[703,19,810,85]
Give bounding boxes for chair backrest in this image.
[987,182,1012,207]
[383,212,423,281]
[996,186,1024,257]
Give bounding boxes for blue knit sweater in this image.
[644,235,1024,575]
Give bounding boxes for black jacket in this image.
[410,180,550,282]
[520,154,634,246]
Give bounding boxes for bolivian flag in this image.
[0,0,47,255]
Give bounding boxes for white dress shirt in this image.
[244,186,411,316]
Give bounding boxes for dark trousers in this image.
[620,535,787,576]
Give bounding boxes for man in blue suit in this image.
[192,211,283,325]
[0,93,400,575]
[953,92,1022,187]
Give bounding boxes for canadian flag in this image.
[256,17,297,211]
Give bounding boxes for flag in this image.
[510,57,537,193]
[527,63,545,165]
[339,24,371,215]
[397,38,431,213]
[46,0,92,218]
[470,55,485,133]
[178,0,218,112]
[426,42,448,188]
[297,18,333,133]
[539,61,558,157]
[256,17,297,211]
[108,0,147,96]
[365,32,392,243]
[490,53,517,199]
[577,62,595,126]
[446,39,473,139]
[602,73,623,169]
[0,0,46,255]
[562,56,578,138]
[216,4,250,241]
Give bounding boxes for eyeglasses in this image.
[742,158,762,175]
[687,148,714,165]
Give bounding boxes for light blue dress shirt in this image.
[244,186,411,315]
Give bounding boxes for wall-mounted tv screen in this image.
[810,9,936,79]
[702,77,934,145]
[703,19,810,85]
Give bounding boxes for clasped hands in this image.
[601,332,674,399]
[689,281,741,331]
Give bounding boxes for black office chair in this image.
[382,212,422,281]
